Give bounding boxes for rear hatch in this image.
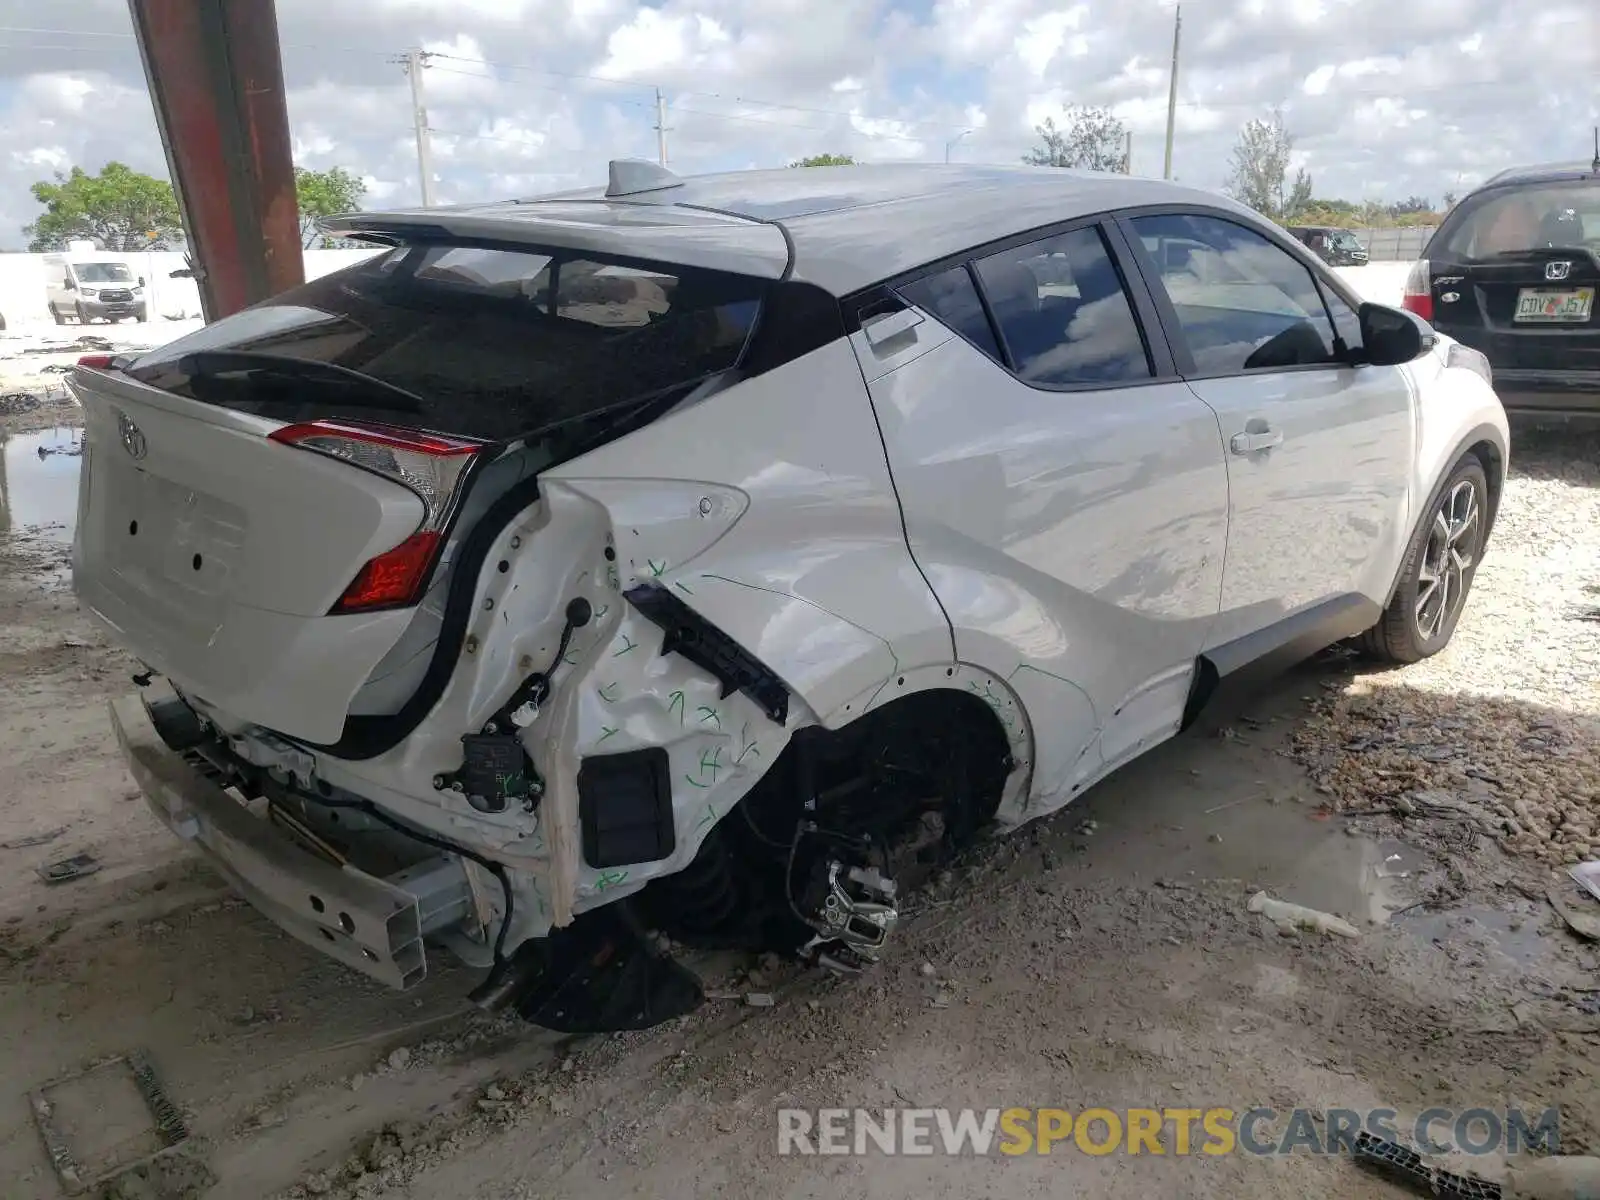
[1420,178,1600,380]
[72,222,777,748]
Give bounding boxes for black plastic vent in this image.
[579,747,676,868]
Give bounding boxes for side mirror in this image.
[1358,302,1433,366]
[64,279,76,291]
[138,276,146,287]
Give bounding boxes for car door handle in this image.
[862,307,924,350]
[1230,428,1283,455]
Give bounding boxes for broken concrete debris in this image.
[1570,860,1600,904]
[1545,886,1600,942]
[35,852,100,884]
[1246,891,1360,938]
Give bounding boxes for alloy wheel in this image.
[1414,478,1480,641]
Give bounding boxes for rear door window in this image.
[972,225,1153,386]
[897,265,1003,361]
[125,244,767,443]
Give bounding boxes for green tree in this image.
[1024,106,1128,172]
[296,166,367,248]
[790,153,857,167]
[25,162,183,252]
[1224,109,1298,219]
[1283,169,1314,221]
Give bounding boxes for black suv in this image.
[1288,225,1369,266]
[1405,157,1600,420]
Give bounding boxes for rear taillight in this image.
[77,354,116,369]
[269,419,482,614]
[332,531,444,612]
[1402,259,1433,322]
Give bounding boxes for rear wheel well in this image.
[637,687,1013,951]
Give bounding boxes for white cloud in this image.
[0,0,1594,249]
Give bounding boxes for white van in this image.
[43,251,148,325]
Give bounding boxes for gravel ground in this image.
[1293,428,1600,867]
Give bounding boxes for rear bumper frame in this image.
[111,692,455,989]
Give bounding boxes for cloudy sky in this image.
[0,0,1595,246]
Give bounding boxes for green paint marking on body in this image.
[648,558,667,578]
[697,705,722,729]
[613,634,637,657]
[684,774,712,789]
[667,690,686,724]
[697,744,723,784]
[594,604,610,622]
[598,725,619,742]
[598,682,620,702]
[735,721,761,765]
[593,870,629,892]
[695,803,716,829]
[673,580,694,596]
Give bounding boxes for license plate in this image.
[1513,287,1594,323]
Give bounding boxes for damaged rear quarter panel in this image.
[535,338,961,915]
[307,337,976,942]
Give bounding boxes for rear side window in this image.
[1435,182,1600,259]
[972,226,1153,386]
[897,266,1002,360]
[126,244,766,443]
[1130,213,1341,374]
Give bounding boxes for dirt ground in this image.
[1,396,1597,1198]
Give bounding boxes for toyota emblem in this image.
[1545,261,1572,281]
[118,411,147,460]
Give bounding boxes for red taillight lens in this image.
[77,354,116,369]
[1402,259,1434,322]
[269,419,482,614]
[333,531,443,614]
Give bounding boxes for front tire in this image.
[74,302,88,324]
[1357,456,1488,664]
[51,305,65,326]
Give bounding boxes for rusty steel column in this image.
[128,0,304,321]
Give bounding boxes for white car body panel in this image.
[72,370,428,742]
[860,317,1231,819]
[1194,363,1414,649]
[1404,337,1510,527]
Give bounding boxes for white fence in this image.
[0,248,384,327]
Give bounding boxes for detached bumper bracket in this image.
[109,693,448,990]
[624,583,789,725]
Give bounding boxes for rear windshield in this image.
[1435,181,1600,260]
[126,243,766,442]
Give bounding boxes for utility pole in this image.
[1124,129,1133,174]
[1162,5,1181,180]
[945,128,973,163]
[654,87,670,166]
[402,49,436,206]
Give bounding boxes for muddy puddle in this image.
[0,425,81,544]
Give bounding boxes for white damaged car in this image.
[70,162,1508,1030]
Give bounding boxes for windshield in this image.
[127,244,766,442]
[1435,182,1600,260]
[1330,232,1362,249]
[76,262,134,283]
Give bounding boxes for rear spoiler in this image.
[318,202,792,282]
